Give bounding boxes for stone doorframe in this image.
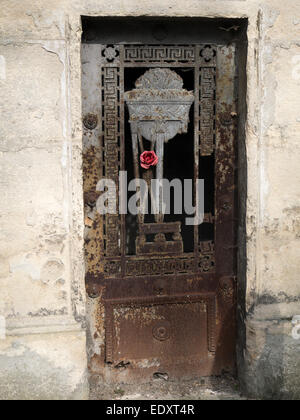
[75,9,299,399]
[72,11,286,398]
[75,14,248,394]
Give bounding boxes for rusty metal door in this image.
[83,35,237,382]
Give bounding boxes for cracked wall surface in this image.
[0,0,299,400]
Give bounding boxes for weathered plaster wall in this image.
[0,1,88,400]
[0,0,299,399]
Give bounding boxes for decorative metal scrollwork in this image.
[101,45,120,64]
[200,45,216,63]
[83,113,98,130]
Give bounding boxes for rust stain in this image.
[83,145,104,287]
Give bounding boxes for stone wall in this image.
[0,0,299,399]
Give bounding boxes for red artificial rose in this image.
[140,151,158,170]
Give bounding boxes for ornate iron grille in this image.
[99,44,217,279]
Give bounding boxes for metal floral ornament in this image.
[140,151,158,170]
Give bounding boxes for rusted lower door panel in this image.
[104,294,216,380]
[83,42,237,382]
[113,302,209,362]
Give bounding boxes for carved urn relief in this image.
[124,68,194,255]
